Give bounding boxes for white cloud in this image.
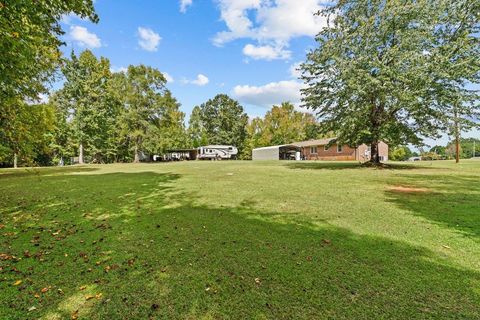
[180,0,193,13]
[70,26,102,48]
[187,74,209,86]
[289,61,303,78]
[137,27,161,52]
[213,0,329,60]
[162,72,174,83]
[233,80,305,107]
[111,66,128,73]
[243,44,291,60]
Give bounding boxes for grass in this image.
[0,160,479,319]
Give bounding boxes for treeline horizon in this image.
[0,50,328,168]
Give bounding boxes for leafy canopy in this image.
[0,0,98,103]
[301,0,480,162]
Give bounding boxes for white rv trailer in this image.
[197,145,238,160]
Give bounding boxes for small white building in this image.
[252,145,301,161]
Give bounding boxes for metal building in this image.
[252,145,301,161]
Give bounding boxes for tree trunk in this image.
[370,141,380,164]
[13,152,18,168]
[454,108,460,164]
[134,145,141,163]
[79,143,85,164]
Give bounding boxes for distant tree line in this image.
[0,48,326,167]
[389,138,480,161]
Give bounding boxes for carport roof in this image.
[293,138,336,147]
[253,144,299,151]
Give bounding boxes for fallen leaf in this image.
[41,287,49,293]
[95,293,103,299]
[79,285,87,291]
[442,245,451,249]
[254,278,261,284]
[13,280,22,286]
[71,310,79,319]
[85,295,95,301]
[28,306,37,312]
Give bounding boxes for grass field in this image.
[1,160,479,319]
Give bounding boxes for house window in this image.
[337,145,343,153]
[310,146,318,154]
[324,145,329,151]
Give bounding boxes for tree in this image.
[118,65,168,162]
[0,1,97,104]
[57,50,117,164]
[446,138,480,159]
[195,94,248,152]
[240,102,323,159]
[301,0,480,164]
[389,146,413,161]
[0,100,55,167]
[144,91,189,154]
[261,102,317,145]
[240,117,268,160]
[188,106,207,148]
[430,145,447,159]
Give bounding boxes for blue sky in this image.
[58,0,478,148]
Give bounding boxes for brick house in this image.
[252,138,388,161]
[294,138,388,162]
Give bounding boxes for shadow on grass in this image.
[1,170,479,319]
[0,166,100,179]
[284,161,434,171]
[386,173,480,240]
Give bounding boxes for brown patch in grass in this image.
[388,185,431,193]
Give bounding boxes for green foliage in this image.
[0,100,55,167]
[190,94,248,152]
[430,145,448,158]
[241,102,324,159]
[54,50,119,163]
[142,91,189,154]
[389,146,413,161]
[116,65,187,161]
[188,106,206,148]
[301,0,480,163]
[446,138,480,159]
[0,0,97,103]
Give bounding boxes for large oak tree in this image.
[301,0,479,163]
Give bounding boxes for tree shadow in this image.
[284,161,432,171]
[385,173,480,239]
[0,166,100,179]
[1,170,479,319]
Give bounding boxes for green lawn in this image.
[1,160,479,319]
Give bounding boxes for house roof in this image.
[253,144,300,151]
[292,138,336,147]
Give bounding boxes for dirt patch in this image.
[388,185,431,193]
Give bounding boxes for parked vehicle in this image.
[197,145,238,160]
